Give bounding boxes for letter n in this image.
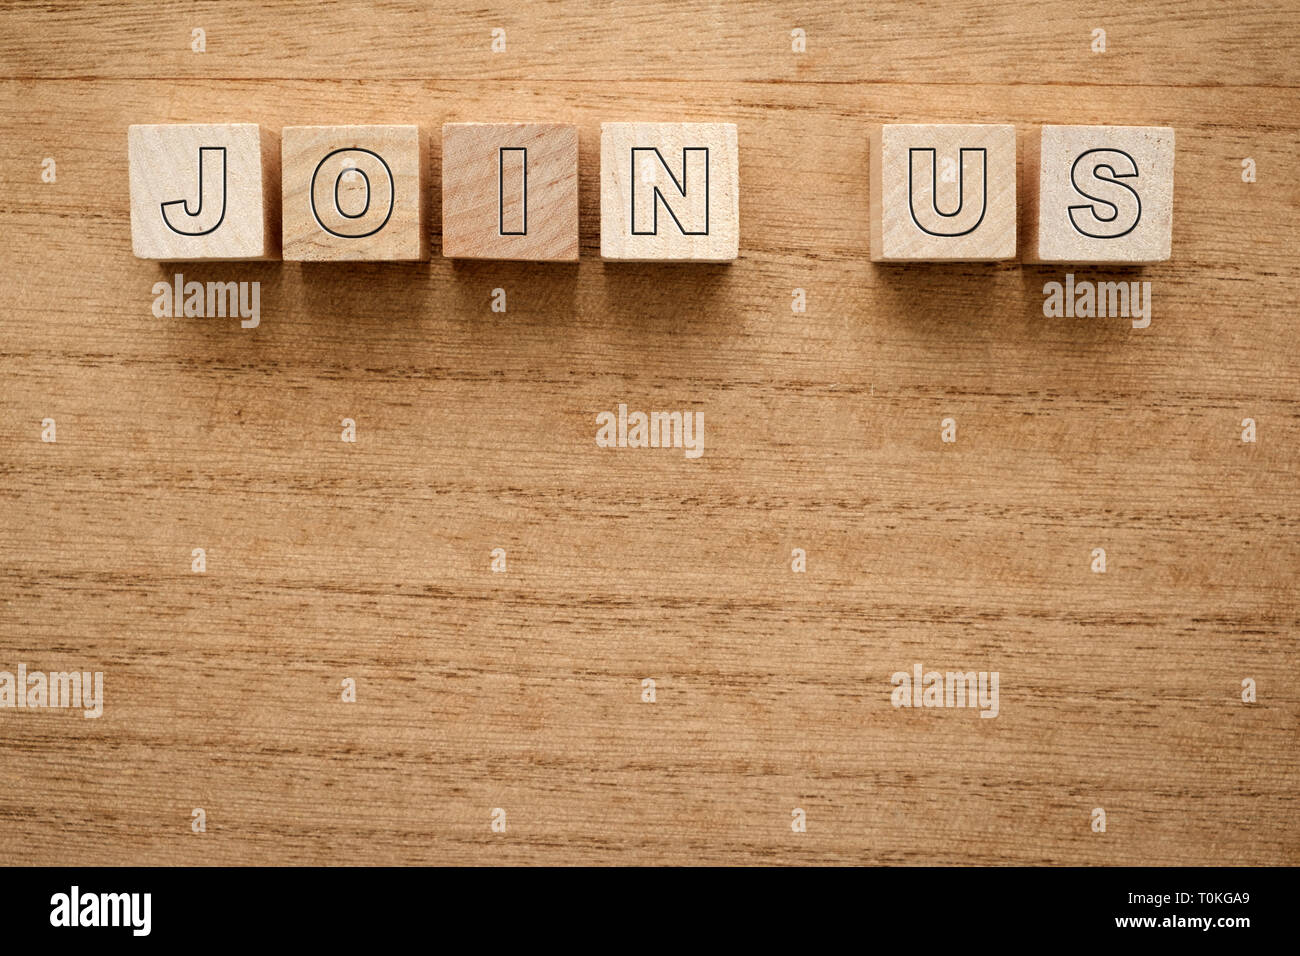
[631,147,709,235]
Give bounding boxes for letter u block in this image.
[870,124,1016,261]
[281,125,427,261]
[128,123,277,260]
[600,122,739,261]
[1024,125,1174,263]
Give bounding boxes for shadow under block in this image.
[600,122,739,261]
[869,124,1016,261]
[441,123,578,260]
[281,125,426,261]
[128,123,278,260]
[1024,125,1175,263]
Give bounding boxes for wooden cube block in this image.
[869,124,1016,261]
[600,122,739,261]
[128,123,277,260]
[1024,125,1174,263]
[441,123,578,261]
[282,125,426,261]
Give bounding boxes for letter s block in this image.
[282,125,426,261]
[128,123,277,260]
[1024,125,1174,263]
[870,124,1016,261]
[600,122,739,261]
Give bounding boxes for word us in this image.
[128,122,1174,263]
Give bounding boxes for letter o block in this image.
[600,122,739,262]
[282,125,427,261]
[1024,125,1174,263]
[870,124,1016,261]
[128,123,277,260]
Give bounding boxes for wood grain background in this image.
[1,0,1297,866]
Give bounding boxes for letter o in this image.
[310,148,394,238]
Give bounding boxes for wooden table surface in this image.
[1,0,1297,866]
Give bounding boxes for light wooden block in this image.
[600,122,739,261]
[869,124,1016,261]
[282,125,426,261]
[1024,125,1174,263]
[441,123,578,261]
[128,123,277,260]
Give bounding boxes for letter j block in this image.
[1024,125,1174,263]
[870,124,1016,261]
[600,122,739,261]
[128,123,278,260]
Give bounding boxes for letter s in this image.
[1068,148,1141,239]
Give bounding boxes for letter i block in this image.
[442,123,579,260]
[128,123,277,260]
[1024,125,1175,263]
[281,125,426,261]
[869,124,1016,261]
[600,122,739,261]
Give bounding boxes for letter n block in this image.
[600,122,739,261]
[870,124,1016,261]
[441,123,578,260]
[1024,125,1174,263]
[128,123,277,260]
[282,125,426,261]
